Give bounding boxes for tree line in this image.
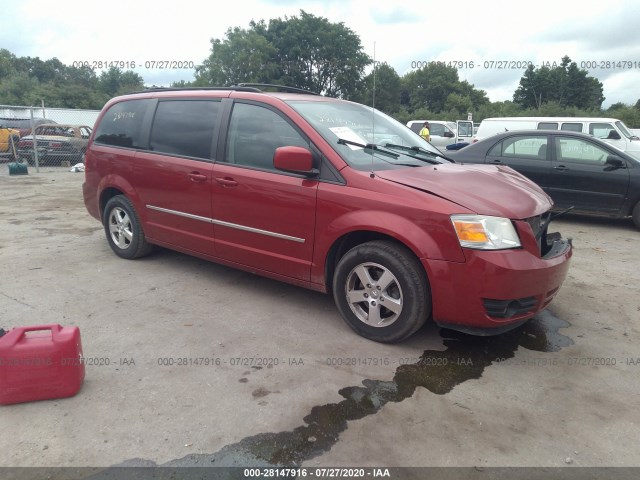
[0,49,145,109]
[2,10,639,127]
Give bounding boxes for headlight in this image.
[451,215,521,250]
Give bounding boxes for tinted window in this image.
[538,122,558,130]
[489,135,548,159]
[224,103,308,171]
[149,100,219,159]
[561,123,582,132]
[556,137,611,165]
[94,99,149,148]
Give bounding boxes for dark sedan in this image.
[448,130,640,229]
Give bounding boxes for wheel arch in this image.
[97,175,142,220]
[316,210,464,293]
[99,187,125,219]
[324,230,431,296]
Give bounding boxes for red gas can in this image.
[0,324,85,405]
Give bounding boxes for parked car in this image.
[83,86,572,343]
[406,120,474,152]
[0,117,55,138]
[0,124,20,161]
[474,117,640,160]
[448,130,640,229]
[18,124,92,166]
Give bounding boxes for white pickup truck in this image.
[406,120,474,152]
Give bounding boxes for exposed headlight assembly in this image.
[451,215,521,250]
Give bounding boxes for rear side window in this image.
[94,99,149,148]
[149,100,220,159]
[537,122,558,130]
[488,135,548,159]
[561,123,582,132]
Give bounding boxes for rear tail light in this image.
[18,140,33,149]
[50,142,62,149]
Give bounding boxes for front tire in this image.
[103,195,153,259]
[333,240,430,343]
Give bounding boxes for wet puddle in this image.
[114,310,573,470]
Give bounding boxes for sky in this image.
[2,0,640,109]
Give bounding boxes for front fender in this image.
[311,208,465,286]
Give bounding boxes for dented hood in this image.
[376,164,552,219]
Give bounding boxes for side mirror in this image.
[273,146,318,176]
[606,131,621,140]
[604,155,625,170]
[443,131,455,138]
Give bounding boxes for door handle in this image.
[489,159,503,164]
[214,177,238,187]
[553,165,569,171]
[188,172,207,183]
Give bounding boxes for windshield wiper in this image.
[383,143,455,163]
[337,138,399,158]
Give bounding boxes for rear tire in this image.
[632,202,640,230]
[103,195,153,259]
[333,240,430,343]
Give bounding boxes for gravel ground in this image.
[1,167,639,477]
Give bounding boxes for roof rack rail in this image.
[234,83,320,95]
[127,86,263,95]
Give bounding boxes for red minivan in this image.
[83,86,572,342]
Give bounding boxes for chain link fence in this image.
[1,105,100,172]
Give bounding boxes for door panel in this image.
[456,120,474,144]
[212,102,318,281]
[133,99,221,254]
[484,134,552,189]
[135,152,214,254]
[547,136,630,213]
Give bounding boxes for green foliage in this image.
[170,80,195,88]
[350,62,402,113]
[0,39,633,128]
[97,67,145,97]
[0,72,41,105]
[604,103,640,129]
[401,62,488,114]
[514,56,604,110]
[195,10,370,97]
[0,49,142,109]
[194,24,280,86]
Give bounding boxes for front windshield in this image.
[616,121,638,140]
[287,100,446,171]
